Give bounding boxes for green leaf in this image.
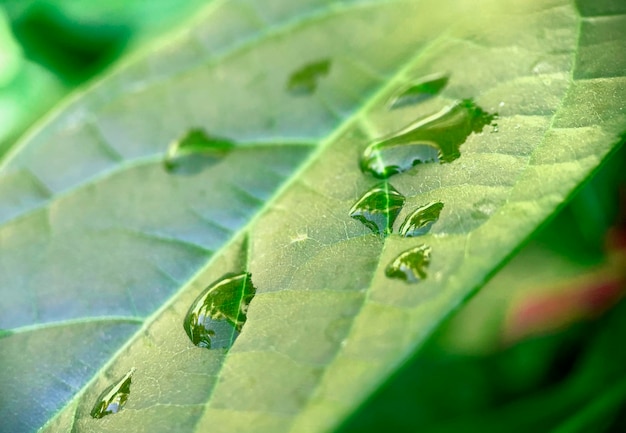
[1,0,625,432]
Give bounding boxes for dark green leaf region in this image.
[349,182,405,235]
[361,99,496,178]
[90,368,134,419]
[183,272,256,349]
[385,245,432,283]
[286,59,331,96]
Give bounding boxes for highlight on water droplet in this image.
[385,244,431,283]
[183,272,256,349]
[90,368,135,419]
[349,182,405,236]
[399,201,444,237]
[388,74,449,110]
[286,59,331,96]
[360,99,496,179]
[164,128,234,172]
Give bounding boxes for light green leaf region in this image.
[0,0,624,432]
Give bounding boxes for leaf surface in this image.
[1,0,625,432]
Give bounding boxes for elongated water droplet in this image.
[361,99,496,179]
[389,74,449,109]
[287,59,331,96]
[385,245,431,283]
[164,128,234,171]
[399,202,444,237]
[183,272,256,349]
[349,182,405,235]
[90,368,135,419]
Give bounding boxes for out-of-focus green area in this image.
[0,0,206,156]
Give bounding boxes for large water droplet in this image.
[164,128,234,172]
[361,99,496,179]
[399,202,444,237]
[388,74,449,110]
[385,245,431,283]
[90,368,135,419]
[287,59,331,96]
[349,182,405,235]
[183,272,256,349]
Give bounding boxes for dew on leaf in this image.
[164,128,234,172]
[90,368,135,419]
[399,201,444,237]
[349,182,405,235]
[388,74,449,109]
[183,272,256,349]
[385,245,431,283]
[286,59,331,96]
[360,99,496,178]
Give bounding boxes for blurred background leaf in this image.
[0,0,207,156]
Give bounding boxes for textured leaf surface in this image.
[1,0,625,432]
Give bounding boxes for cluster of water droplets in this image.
[91,63,496,419]
[351,73,496,283]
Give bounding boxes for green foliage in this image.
[1,0,625,432]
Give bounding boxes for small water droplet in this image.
[385,245,431,283]
[349,182,405,235]
[164,128,234,172]
[360,99,496,179]
[287,59,331,96]
[388,74,449,109]
[90,368,135,419]
[183,272,256,349]
[399,202,443,237]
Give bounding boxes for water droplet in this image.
[183,272,256,349]
[388,74,449,109]
[90,368,135,419]
[164,128,234,172]
[399,202,443,237]
[349,182,405,235]
[287,59,331,96]
[360,99,496,179]
[385,245,431,283]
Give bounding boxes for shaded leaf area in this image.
[0,0,625,433]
